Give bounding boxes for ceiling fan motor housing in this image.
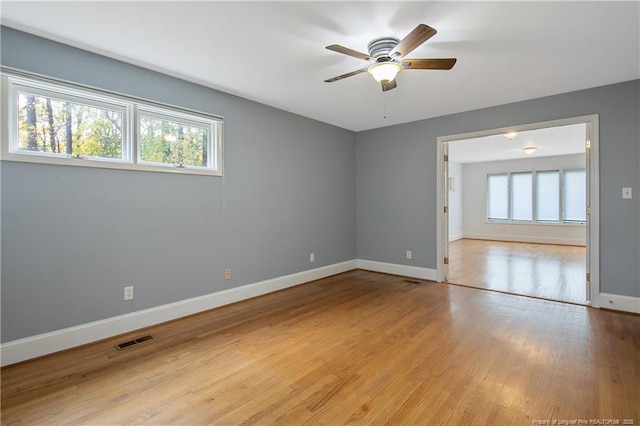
[324,24,456,92]
[367,37,400,60]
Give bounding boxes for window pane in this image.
[139,115,209,168]
[536,171,560,222]
[17,91,123,159]
[487,174,508,220]
[564,169,586,222]
[511,173,532,221]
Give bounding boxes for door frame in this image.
[435,114,600,307]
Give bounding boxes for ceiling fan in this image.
[324,24,457,92]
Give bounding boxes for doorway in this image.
[436,115,600,307]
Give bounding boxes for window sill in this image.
[486,220,585,227]
[0,152,222,177]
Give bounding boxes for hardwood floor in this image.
[2,270,638,425]
[448,239,587,304]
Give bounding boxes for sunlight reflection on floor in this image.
[448,239,586,304]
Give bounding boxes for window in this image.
[487,169,586,225]
[487,174,508,221]
[2,71,223,175]
[138,108,216,170]
[511,172,532,221]
[536,171,560,222]
[12,81,129,162]
[563,169,586,222]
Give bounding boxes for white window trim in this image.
[486,173,509,221]
[136,106,218,171]
[7,78,133,164]
[535,170,561,223]
[485,169,586,226]
[561,168,587,224]
[1,68,223,176]
[509,171,534,222]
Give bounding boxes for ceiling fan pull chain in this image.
[382,95,388,120]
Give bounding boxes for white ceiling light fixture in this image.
[522,146,537,155]
[503,132,518,140]
[367,61,403,83]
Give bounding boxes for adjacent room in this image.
[445,123,588,305]
[1,1,639,424]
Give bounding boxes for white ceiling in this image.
[1,1,638,132]
[448,123,586,164]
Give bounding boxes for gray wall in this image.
[357,80,639,298]
[1,27,357,342]
[2,26,639,344]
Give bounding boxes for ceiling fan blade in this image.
[326,44,372,61]
[390,24,437,59]
[324,67,369,83]
[402,58,457,70]
[381,79,397,92]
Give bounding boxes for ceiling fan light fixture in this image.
[522,146,537,155]
[368,61,403,83]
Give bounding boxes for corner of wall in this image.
[1,260,358,366]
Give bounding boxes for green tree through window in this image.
[17,92,123,159]
[4,72,222,175]
[139,115,208,168]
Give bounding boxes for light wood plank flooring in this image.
[2,270,638,425]
[448,239,587,304]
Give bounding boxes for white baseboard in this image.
[463,233,586,246]
[356,259,437,281]
[7,259,629,366]
[599,293,640,314]
[0,260,357,367]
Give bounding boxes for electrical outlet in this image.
[622,187,632,199]
[225,268,232,280]
[406,250,412,259]
[124,286,134,301]
[310,253,315,263]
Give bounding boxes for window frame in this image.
[535,170,561,223]
[1,69,223,176]
[486,168,586,226]
[486,173,509,222]
[8,78,133,163]
[509,171,533,222]
[136,106,218,171]
[562,168,587,224]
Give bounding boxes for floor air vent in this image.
[115,334,154,350]
[403,279,422,284]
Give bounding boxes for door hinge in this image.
[586,207,590,216]
[444,257,449,265]
[586,139,591,149]
[444,154,449,162]
[444,206,448,214]
[586,272,591,282]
